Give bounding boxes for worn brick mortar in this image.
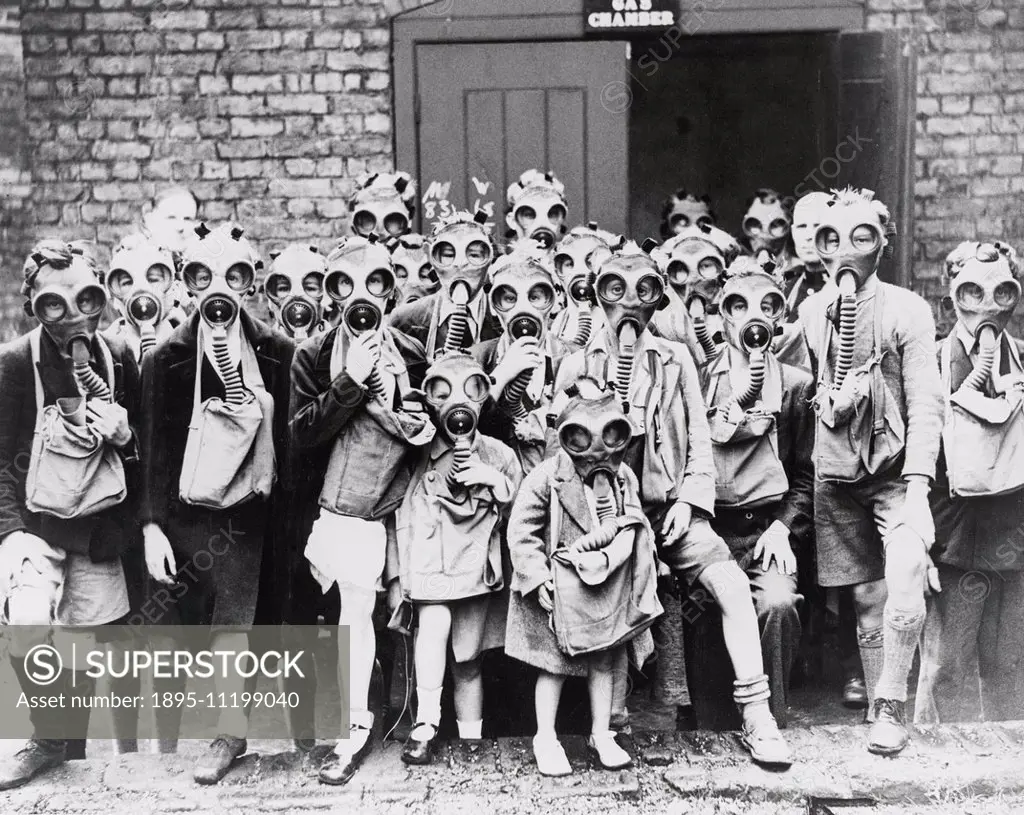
[2,0,1024,337]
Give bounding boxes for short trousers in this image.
[1,532,129,627]
[814,475,907,588]
[652,507,733,587]
[304,509,387,596]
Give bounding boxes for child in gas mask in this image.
[288,235,434,784]
[506,380,662,776]
[551,225,617,348]
[139,223,294,783]
[0,241,139,789]
[389,211,502,384]
[263,243,329,340]
[506,169,568,252]
[348,171,417,240]
[390,233,441,307]
[696,254,814,728]
[105,234,180,361]
[740,188,797,278]
[916,241,1024,724]
[387,353,521,764]
[801,188,943,756]
[655,223,742,364]
[660,188,716,239]
[475,246,572,472]
[555,241,793,766]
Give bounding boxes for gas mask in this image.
[719,261,786,359]
[389,234,440,305]
[742,189,792,257]
[946,241,1021,339]
[660,225,740,312]
[661,189,715,238]
[506,170,568,250]
[26,242,108,364]
[813,187,892,293]
[556,386,632,485]
[264,244,327,340]
[595,240,667,343]
[427,211,496,351]
[553,225,617,346]
[348,171,416,239]
[324,236,397,340]
[791,192,831,267]
[181,223,260,336]
[488,253,558,342]
[423,352,491,500]
[106,235,176,353]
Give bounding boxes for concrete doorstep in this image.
[2,722,1024,811]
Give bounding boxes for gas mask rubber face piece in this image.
[719,267,786,359]
[29,245,108,361]
[422,353,491,445]
[264,244,327,340]
[791,192,832,267]
[946,241,1021,339]
[181,223,260,334]
[556,387,632,487]
[348,172,416,239]
[813,188,891,292]
[427,212,495,307]
[390,234,439,305]
[742,190,792,256]
[660,225,739,318]
[324,237,396,340]
[595,243,667,348]
[106,235,176,342]
[488,255,558,342]
[553,227,615,309]
[661,190,715,238]
[506,170,568,251]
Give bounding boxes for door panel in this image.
[834,29,916,286]
[416,41,629,235]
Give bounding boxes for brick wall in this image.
[6,0,1024,338]
[1,3,31,341]
[866,0,1024,333]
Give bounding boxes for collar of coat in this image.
[705,345,784,414]
[163,309,285,377]
[35,328,120,405]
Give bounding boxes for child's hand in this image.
[87,401,132,447]
[753,520,797,575]
[537,580,554,612]
[455,461,504,490]
[661,501,692,545]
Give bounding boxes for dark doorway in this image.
[628,32,837,241]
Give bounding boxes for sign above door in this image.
[585,0,678,34]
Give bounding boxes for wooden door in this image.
[414,41,629,236]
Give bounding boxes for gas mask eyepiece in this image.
[660,189,715,238]
[945,240,1022,338]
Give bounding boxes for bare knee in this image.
[853,579,887,627]
[700,560,754,614]
[452,657,481,683]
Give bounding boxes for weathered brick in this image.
[198,75,230,95]
[225,30,282,51]
[150,10,210,30]
[230,117,284,138]
[231,74,284,94]
[266,94,328,114]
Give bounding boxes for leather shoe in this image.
[740,715,793,767]
[401,723,437,765]
[867,698,909,756]
[0,740,66,791]
[843,676,869,709]
[319,731,373,786]
[193,735,247,785]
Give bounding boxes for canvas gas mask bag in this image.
[178,325,276,509]
[25,327,128,519]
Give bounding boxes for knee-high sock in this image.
[858,624,884,718]
[63,671,95,760]
[875,604,925,703]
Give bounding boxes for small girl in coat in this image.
[506,380,663,777]
[389,352,522,764]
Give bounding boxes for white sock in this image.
[335,711,373,758]
[415,686,443,728]
[457,719,482,740]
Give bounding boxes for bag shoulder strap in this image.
[816,308,835,388]
[549,476,563,556]
[95,333,116,398]
[870,285,887,435]
[940,337,952,394]
[29,327,44,421]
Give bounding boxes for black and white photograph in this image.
[1,0,1023,813]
